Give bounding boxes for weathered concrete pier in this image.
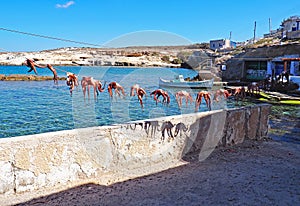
[0,104,270,197]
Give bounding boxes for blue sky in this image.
[0,0,299,51]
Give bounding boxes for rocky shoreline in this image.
[0,45,223,81]
[0,74,66,81]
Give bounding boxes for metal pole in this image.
[253,21,256,43]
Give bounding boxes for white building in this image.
[281,16,300,39]
[209,39,236,51]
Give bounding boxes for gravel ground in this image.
[3,112,299,206]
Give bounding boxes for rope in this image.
[1,27,99,77]
[25,58,75,76]
[53,67,69,73]
[0,27,103,47]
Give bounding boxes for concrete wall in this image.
[0,104,270,195]
[286,30,300,39]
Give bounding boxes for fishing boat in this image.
[159,75,214,89]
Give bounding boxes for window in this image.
[245,61,267,80]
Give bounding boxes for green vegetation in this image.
[230,46,245,55]
[268,127,287,136]
[151,52,159,56]
[177,51,193,57]
[270,104,300,119]
[171,58,182,64]
[161,55,170,63]
[254,38,275,46]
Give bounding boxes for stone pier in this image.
[0,104,270,195]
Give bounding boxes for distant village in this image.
[0,15,300,86]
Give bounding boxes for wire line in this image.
[0,27,102,47]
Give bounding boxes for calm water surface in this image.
[0,66,235,138]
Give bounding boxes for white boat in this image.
[159,75,214,89]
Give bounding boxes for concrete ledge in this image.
[0,104,271,195]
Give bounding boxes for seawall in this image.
[0,104,270,195]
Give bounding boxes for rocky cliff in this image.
[0,46,189,68]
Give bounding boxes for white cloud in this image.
[56,1,75,9]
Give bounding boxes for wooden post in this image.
[283,60,290,83]
[284,60,287,72]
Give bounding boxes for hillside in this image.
[0,38,299,83]
[0,44,209,68]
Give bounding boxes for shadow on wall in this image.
[181,115,211,162]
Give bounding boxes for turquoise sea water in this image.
[0,66,233,138]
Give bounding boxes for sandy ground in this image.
[2,114,300,206]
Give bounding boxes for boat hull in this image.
[159,78,214,89]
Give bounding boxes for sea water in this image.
[0,66,233,138]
